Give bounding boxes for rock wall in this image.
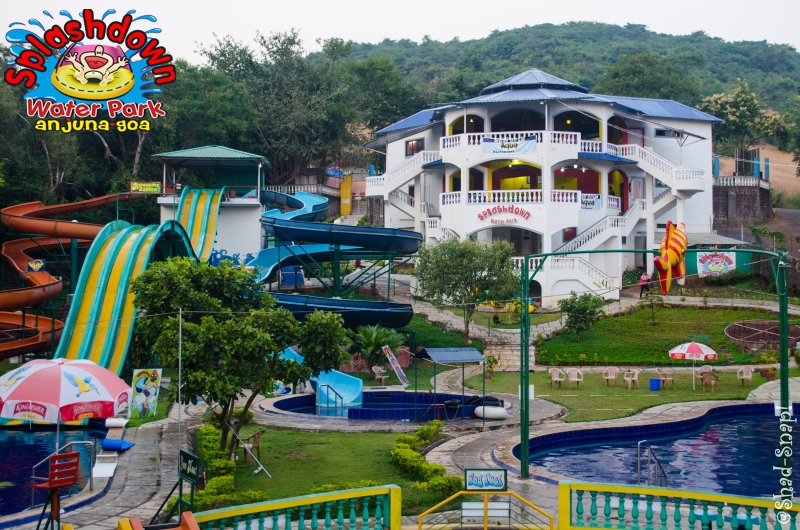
[713,185,773,226]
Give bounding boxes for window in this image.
[621,236,627,245]
[655,129,683,138]
[563,227,577,242]
[657,223,667,229]
[405,139,424,157]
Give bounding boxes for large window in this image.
[491,109,545,132]
[405,138,425,157]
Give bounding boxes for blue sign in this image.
[465,468,507,491]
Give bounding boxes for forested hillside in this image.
[341,22,800,113]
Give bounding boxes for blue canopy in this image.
[417,348,485,364]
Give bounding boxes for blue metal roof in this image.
[480,68,588,95]
[375,105,455,135]
[578,152,637,163]
[463,88,599,104]
[417,348,485,364]
[421,159,446,169]
[595,95,722,123]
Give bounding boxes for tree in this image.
[345,56,421,131]
[698,80,787,156]
[593,53,700,105]
[556,291,604,342]
[348,325,404,366]
[318,37,353,68]
[131,257,349,450]
[416,239,518,344]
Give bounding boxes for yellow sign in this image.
[130,181,161,194]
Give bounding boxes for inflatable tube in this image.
[473,406,508,420]
[444,399,461,409]
[105,418,129,428]
[101,438,135,451]
[465,395,482,406]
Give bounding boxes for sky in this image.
[3,0,799,62]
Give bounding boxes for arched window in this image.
[554,111,600,140]
[490,109,545,132]
[450,115,484,135]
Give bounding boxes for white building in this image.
[365,68,725,306]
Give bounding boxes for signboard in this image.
[482,137,537,155]
[179,450,200,485]
[477,204,531,222]
[131,368,162,419]
[130,181,161,194]
[27,259,45,272]
[580,194,602,210]
[382,346,409,388]
[697,251,736,278]
[465,468,508,491]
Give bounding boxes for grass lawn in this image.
[539,306,778,366]
[446,307,562,329]
[234,425,447,515]
[467,370,775,422]
[404,316,483,352]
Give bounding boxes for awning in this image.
[416,348,485,364]
[578,152,636,164]
[655,232,746,246]
[422,159,450,170]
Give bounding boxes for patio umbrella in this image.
[0,359,131,450]
[669,342,718,390]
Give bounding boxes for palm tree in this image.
[348,325,404,367]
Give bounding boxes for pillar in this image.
[645,174,654,275]
[459,166,469,205]
[676,197,685,225]
[601,169,610,209]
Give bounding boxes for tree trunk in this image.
[216,398,233,451]
[227,387,261,455]
[463,306,474,345]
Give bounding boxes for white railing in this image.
[606,195,621,209]
[511,256,543,275]
[440,192,461,205]
[551,190,580,203]
[653,187,672,204]
[555,199,644,253]
[441,228,460,241]
[366,176,384,189]
[760,178,771,190]
[391,189,414,206]
[379,150,439,191]
[549,132,579,145]
[262,185,322,194]
[426,218,440,230]
[580,140,603,153]
[713,175,762,187]
[607,144,704,186]
[441,136,461,149]
[458,131,544,147]
[466,190,543,204]
[550,257,615,290]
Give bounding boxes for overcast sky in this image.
[4,0,799,62]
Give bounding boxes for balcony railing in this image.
[713,175,770,189]
[581,140,603,153]
[466,190,543,204]
[551,190,580,203]
[440,192,461,205]
[440,130,583,150]
[390,189,414,206]
[607,195,621,209]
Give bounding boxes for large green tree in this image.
[131,257,349,450]
[416,239,518,344]
[556,291,604,342]
[592,53,700,105]
[698,80,788,156]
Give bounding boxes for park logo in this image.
[3,8,175,133]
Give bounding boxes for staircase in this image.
[607,144,704,194]
[486,343,536,372]
[338,214,363,226]
[365,151,439,197]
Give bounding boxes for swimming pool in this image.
[0,427,106,516]
[526,404,792,497]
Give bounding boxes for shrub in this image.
[426,475,464,497]
[310,479,380,494]
[205,458,235,479]
[204,475,235,496]
[414,420,443,445]
[395,434,419,447]
[166,490,270,513]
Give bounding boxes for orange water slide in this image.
[0,194,141,358]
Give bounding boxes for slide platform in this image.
[280,346,363,407]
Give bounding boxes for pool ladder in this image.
[637,440,668,487]
[317,384,344,417]
[30,440,96,509]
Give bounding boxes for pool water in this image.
[530,415,791,497]
[0,428,106,516]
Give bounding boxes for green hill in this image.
[338,22,800,113]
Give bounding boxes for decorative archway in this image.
[490,109,545,132]
[483,160,542,190]
[449,115,485,135]
[607,116,628,145]
[608,168,629,211]
[553,110,600,140]
[553,163,601,196]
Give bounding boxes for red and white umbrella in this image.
[669,342,718,389]
[0,359,131,423]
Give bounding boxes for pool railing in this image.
[193,484,401,530]
[558,481,800,530]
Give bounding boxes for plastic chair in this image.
[737,366,754,387]
[549,368,565,389]
[694,365,713,385]
[239,429,265,465]
[701,371,719,393]
[372,366,389,385]
[32,452,80,530]
[566,368,584,389]
[624,369,642,390]
[656,368,675,389]
[602,367,619,387]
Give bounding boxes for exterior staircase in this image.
[365,151,439,197]
[607,144,704,194]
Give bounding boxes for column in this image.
[541,162,552,206]
[460,166,468,205]
[676,197,685,225]
[601,169,609,211]
[645,174,654,275]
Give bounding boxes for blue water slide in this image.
[272,293,412,328]
[260,190,329,222]
[246,243,358,283]
[280,347,363,406]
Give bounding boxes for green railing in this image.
[558,481,800,530]
[193,485,401,530]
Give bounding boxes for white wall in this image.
[214,204,263,260]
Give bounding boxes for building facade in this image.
[365,69,722,306]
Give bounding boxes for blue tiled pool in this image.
[523,403,792,497]
[275,391,499,421]
[0,427,106,516]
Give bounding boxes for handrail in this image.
[31,440,95,509]
[418,490,554,530]
[637,440,668,487]
[317,384,344,417]
[194,484,402,529]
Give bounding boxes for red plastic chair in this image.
[33,451,80,530]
